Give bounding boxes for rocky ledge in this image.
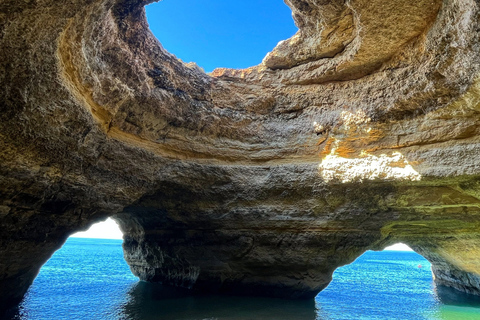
[1,0,480,313]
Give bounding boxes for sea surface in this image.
[9,238,480,320]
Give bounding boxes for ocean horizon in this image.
[8,237,480,320]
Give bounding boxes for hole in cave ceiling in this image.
[145,0,298,73]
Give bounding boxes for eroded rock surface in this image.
[1,0,480,313]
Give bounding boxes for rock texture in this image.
[1,0,480,313]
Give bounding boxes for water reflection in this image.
[435,285,480,308]
[121,281,317,320]
[434,285,480,320]
[9,239,480,320]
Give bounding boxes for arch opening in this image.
[145,0,298,72]
[11,219,138,320]
[316,243,480,319]
[71,218,124,240]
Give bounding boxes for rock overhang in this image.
[1,0,480,313]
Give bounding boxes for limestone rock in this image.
[1,0,480,313]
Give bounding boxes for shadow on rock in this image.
[121,281,317,320]
[435,285,480,308]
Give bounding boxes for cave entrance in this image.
[145,0,298,72]
[71,217,124,240]
[315,243,441,319]
[14,219,138,319]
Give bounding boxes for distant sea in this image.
[8,238,480,320]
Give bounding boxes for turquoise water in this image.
[9,238,480,320]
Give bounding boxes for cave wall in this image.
[1,0,480,312]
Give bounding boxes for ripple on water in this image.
[10,239,480,320]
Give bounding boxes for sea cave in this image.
[1,0,480,317]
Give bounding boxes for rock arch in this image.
[1,0,480,312]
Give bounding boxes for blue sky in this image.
[145,0,298,72]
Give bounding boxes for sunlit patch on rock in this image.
[319,146,421,183]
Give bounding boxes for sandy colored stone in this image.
[1,0,480,313]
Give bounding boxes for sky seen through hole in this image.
[145,0,298,72]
